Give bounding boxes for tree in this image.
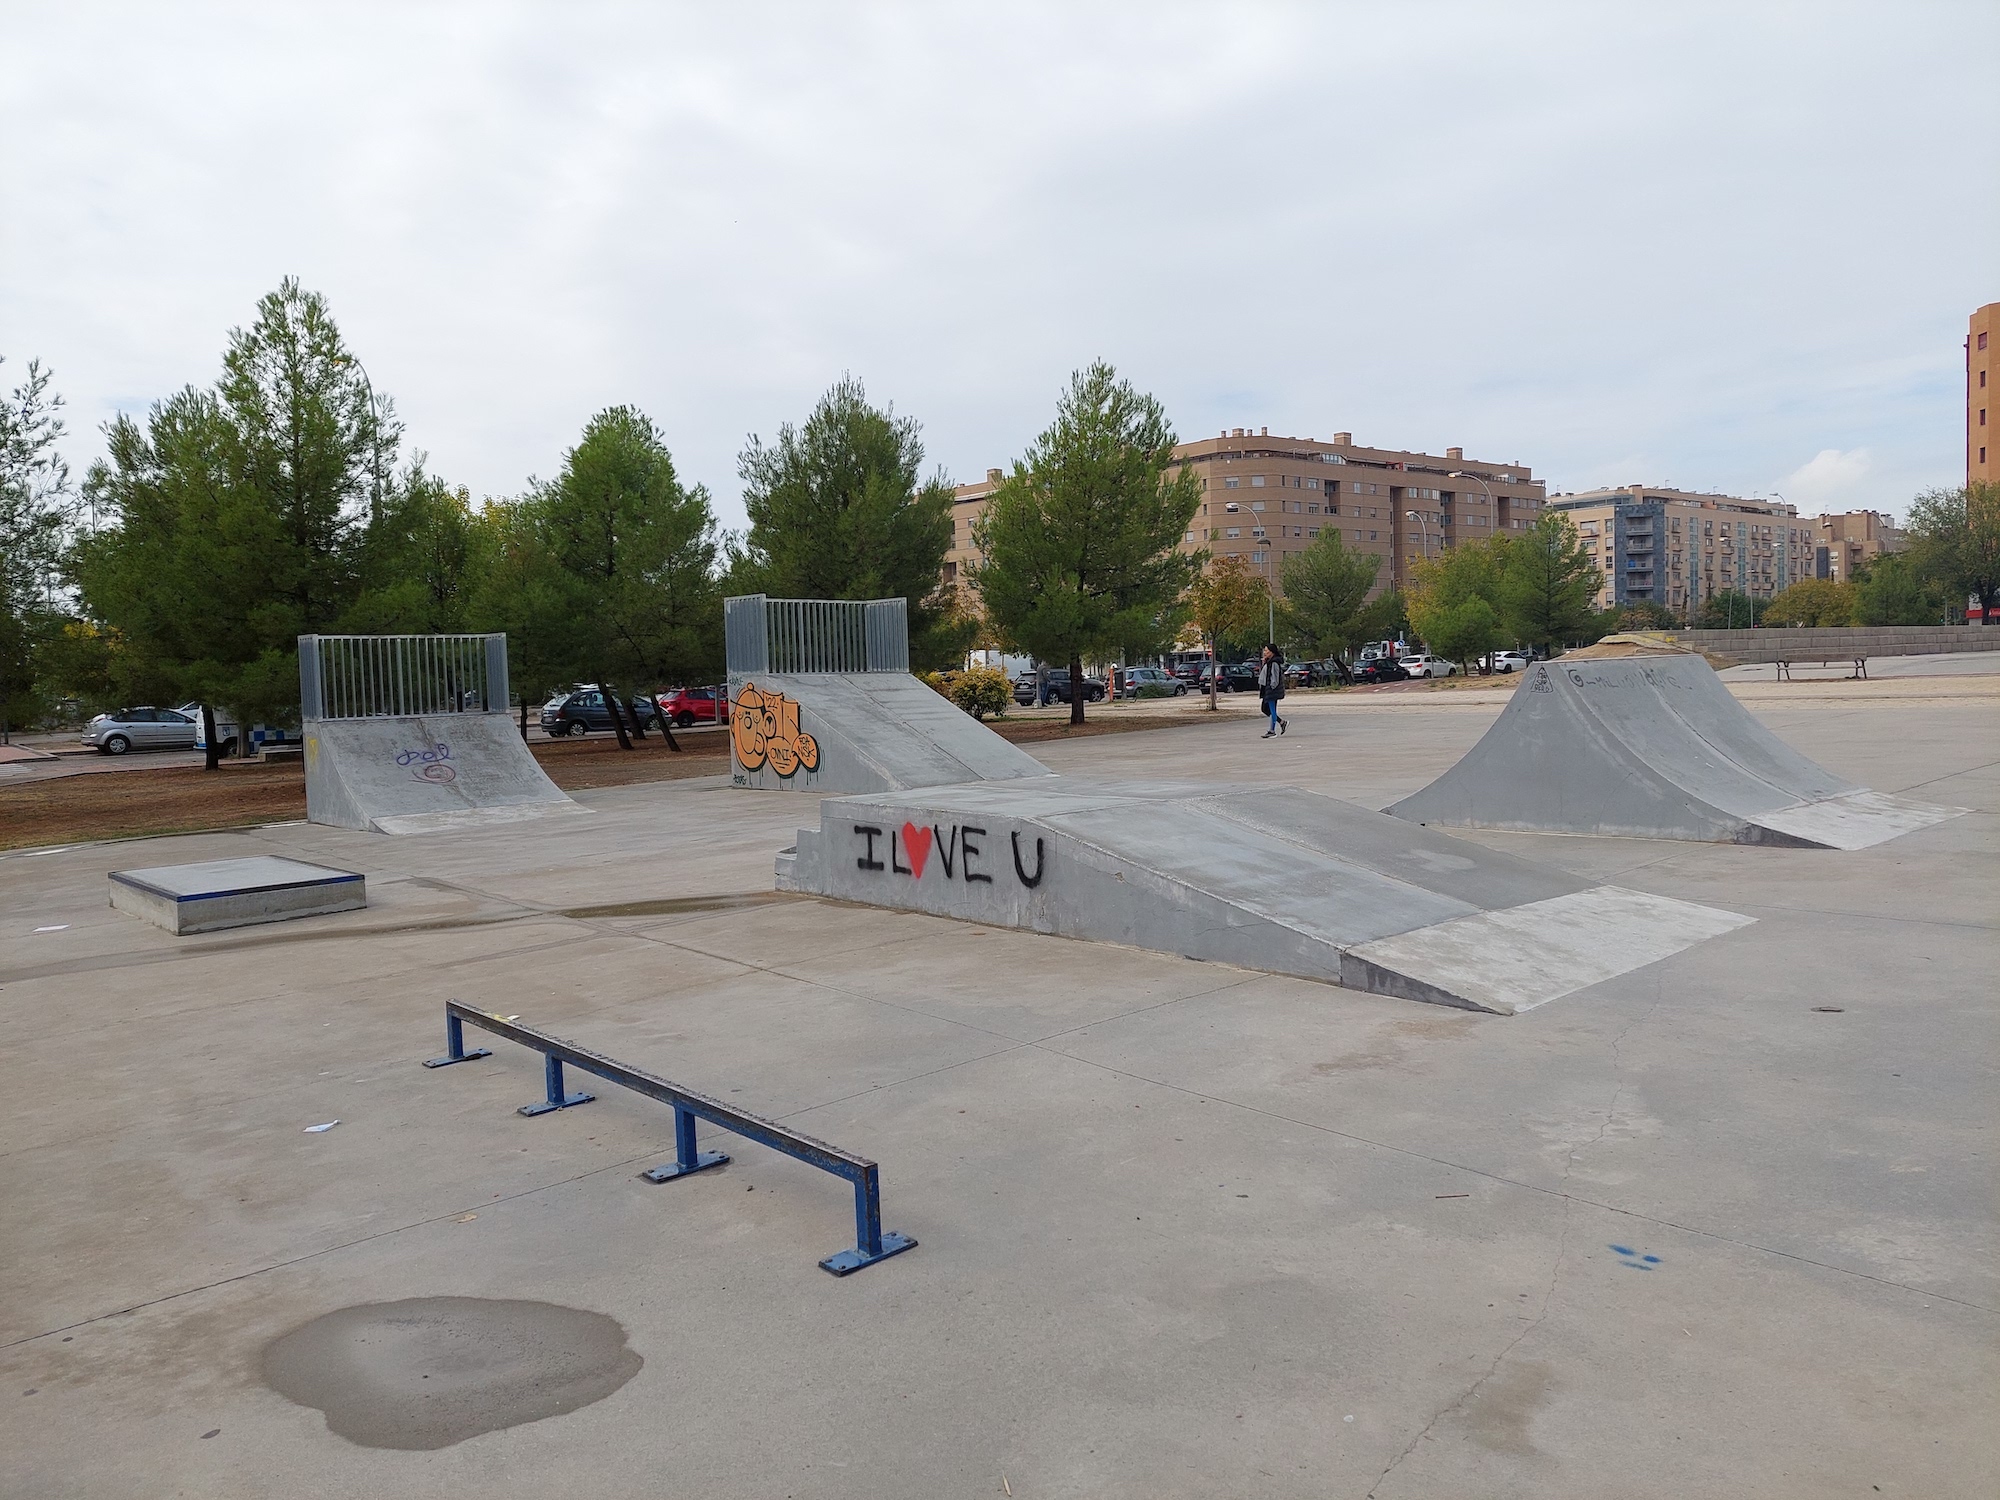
[1500,512,1599,655]
[471,407,722,730]
[1615,599,1681,632]
[1278,526,1382,664]
[1763,578,1858,627]
[1,357,76,734]
[1408,537,1507,670]
[74,280,396,730]
[1694,590,1767,629]
[1854,551,1949,626]
[1186,556,1268,709]
[734,375,967,668]
[972,362,1204,724]
[347,468,487,634]
[1905,482,2000,622]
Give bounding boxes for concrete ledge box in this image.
[108,856,366,935]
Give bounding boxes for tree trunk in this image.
[1206,635,1219,710]
[655,687,682,753]
[519,695,529,741]
[1068,652,1085,725]
[597,680,634,751]
[201,704,222,772]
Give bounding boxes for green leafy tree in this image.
[1278,526,1382,664]
[74,280,396,730]
[471,407,722,719]
[1694,590,1767,629]
[1615,599,1681,631]
[347,469,487,634]
[1,357,77,733]
[1763,578,1858,627]
[1351,588,1409,650]
[1500,512,1600,655]
[972,362,1204,724]
[1409,537,1507,669]
[1905,482,2000,622]
[1854,551,1949,626]
[1185,555,1268,709]
[733,375,966,668]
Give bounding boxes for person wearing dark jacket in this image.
[1257,643,1287,738]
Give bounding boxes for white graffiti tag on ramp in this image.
[1387,654,1963,849]
[304,712,581,835]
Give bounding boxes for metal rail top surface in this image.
[443,1000,873,1174]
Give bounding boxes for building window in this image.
[1368,530,1378,542]
[1307,477,1320,489]
[1307,527,1320,538]
[1224,527,1240,538]
[1982,331,1990,350]
[1250,500,1265,512]
[1225,477,1239,489]
[1251,475,1266,487]
[1250,550,1267,564]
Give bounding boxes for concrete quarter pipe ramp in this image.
[725,595,1048,794]
[777,779,1754,1014]
[299,633,578,835]
[1387,654,1962,849]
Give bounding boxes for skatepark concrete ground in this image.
[1,660,1993,1499]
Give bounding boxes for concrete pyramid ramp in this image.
[776,779,1753,1014]
[304,712,580,835]
[1388,655,1963,849]
[728,671,1049,795]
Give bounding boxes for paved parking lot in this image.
[1,667,1994,1498]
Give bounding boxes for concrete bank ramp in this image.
[1388,655,1963,849]
[304,712,580,835]
[728,671,1050,794]
[776,778,1752,1014]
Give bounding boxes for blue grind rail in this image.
[423,1001,916,1276]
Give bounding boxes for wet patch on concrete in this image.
[262,1297,641,1450]
[561,892,795,919]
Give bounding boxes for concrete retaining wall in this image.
[1639,625,2000,663]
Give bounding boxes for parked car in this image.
[1013,669,1108,705]
[82,706,198,754]
[1169,661,1206,685]
[540,689,660,736]
[1192,661,1260,693]
[174,701,241,756]
[1119,667,1185,698]
[1285,659,1347,688]
[1400,654,1458,679]
[656,686,725,727]
[1351,658,1410,685]
[1490,651,1531,674]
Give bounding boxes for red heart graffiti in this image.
[900,821,933,878]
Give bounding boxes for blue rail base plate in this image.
[819,1231,918,1277]
[643,1151,731,1182]
[422,1048,492,1068]
[519,1091,595,1117]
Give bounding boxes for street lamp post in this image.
[1404,509,1432,588]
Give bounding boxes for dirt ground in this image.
[0,712,1220,852]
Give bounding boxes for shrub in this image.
[947,665,1012,720]
[1135,682,1176,699]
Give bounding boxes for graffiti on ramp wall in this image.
[732,683,820,778]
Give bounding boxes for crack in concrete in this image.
[1365,984,1658,1499]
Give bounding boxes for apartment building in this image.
[1812,510,1906,583]
[1972,302,1996,486]
[944,428,1547,601]
[1546,487,1811,615]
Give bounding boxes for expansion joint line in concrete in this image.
[1891,756,2000,796]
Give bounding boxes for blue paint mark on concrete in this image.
[1610,1244,1662,1270]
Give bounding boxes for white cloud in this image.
[1779,449,1875,516]
[2,3,1995,531]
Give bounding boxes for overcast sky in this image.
[5,2,1995,531]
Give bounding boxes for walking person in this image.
[1257,643,1288,738]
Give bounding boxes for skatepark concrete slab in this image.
[1,665,1995,1498]
[1388,654,1965,847]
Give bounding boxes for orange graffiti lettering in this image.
[731,682,819,777]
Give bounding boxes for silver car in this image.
[81,706,199,754]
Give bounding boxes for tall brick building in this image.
[945,428,1546,602]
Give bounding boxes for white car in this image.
[1491,651,1530,674]
[1400,654,1458,679]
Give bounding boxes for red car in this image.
[656,687,726,727]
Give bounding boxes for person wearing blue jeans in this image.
[1258,643,1287,738]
